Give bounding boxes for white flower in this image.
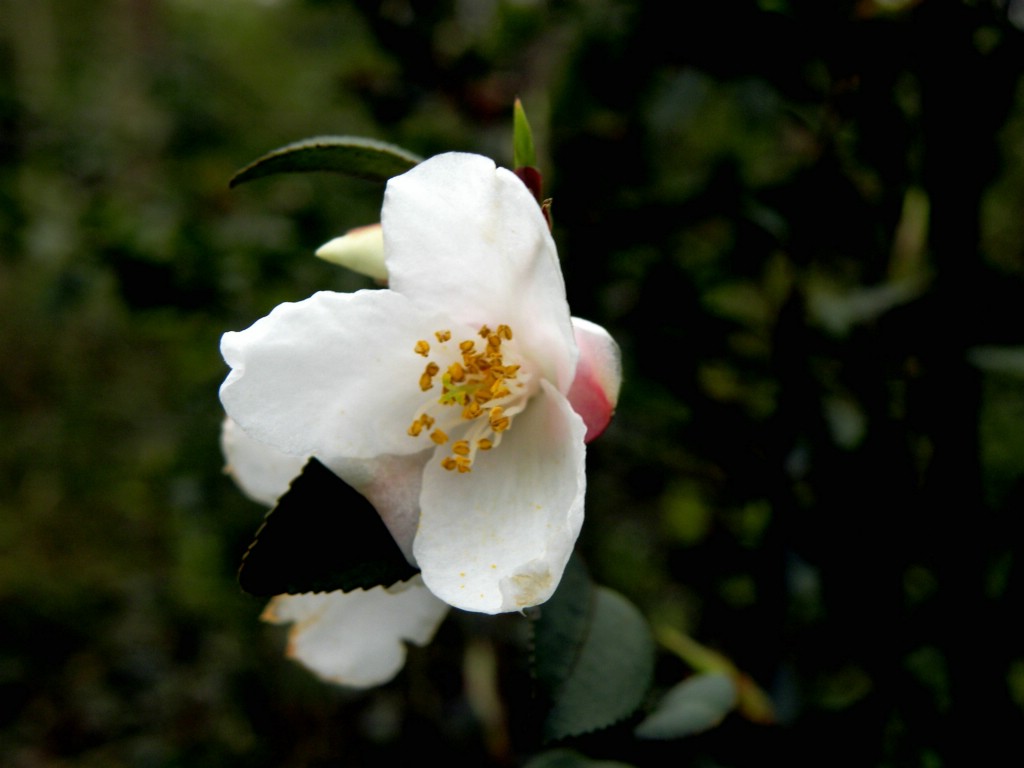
[220,152,620,614]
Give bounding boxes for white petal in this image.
[383,152,578,393]
[567,317,623,443]
[220,417,308,506]
[221,289,451,460]
[414,381,587,613]
[262,576,449,688]
[315,224,387,282]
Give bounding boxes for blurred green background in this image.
[3,0,1024,765]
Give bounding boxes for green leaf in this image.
[532,555,593,690]
[657,626,776,724]
[532,555,655,741]
[969,345,1024,378]
[514,98,537,170]
[229,135,422,187]
[238,458,418,595]
[523,748,637,768]
[634,672,738,740]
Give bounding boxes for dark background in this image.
[3,1,1024,765]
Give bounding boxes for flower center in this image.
[407,324,533,473]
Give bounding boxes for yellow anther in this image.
[420,414,435,429]
[502,364,520,378]
[462,401,482,420]
[448,362,466,382]
[478,325,491,338]
[430,429,448,445]
[435,329,451,343]
[441,456,458,471]
[408,420,424,437]
[455,457,472,473]
[477,438,493,450]
[497,324,513,340]
[489,406,511,432]
[414,339,430,356]
[459,340,476,354]
[452,440,471,456]
[487,334,502,349]
[420,362,439,390]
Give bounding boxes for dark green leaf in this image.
[634,672,738,740]
[523,749,637,768]
[238,458,418,596]
[532,555,655,741]
[532,554,593,690]
[229,136,421,187]
[513,98,537,170]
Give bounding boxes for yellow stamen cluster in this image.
[408,323,524,473]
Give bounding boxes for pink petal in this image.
[567,317,622,443]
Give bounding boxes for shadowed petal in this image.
[262,576,449,688]
[221,417,308,506]
[222,415,426,564]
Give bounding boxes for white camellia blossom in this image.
[220,151,621,614]
[221,418,449,687]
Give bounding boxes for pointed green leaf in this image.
[634,672,737,740]
[532,556,655,741]
[514,98,537,170]
[523,749,637,768]
[238,458,418,596]
[229,136,421,188]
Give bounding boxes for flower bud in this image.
[315,223,387,282]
